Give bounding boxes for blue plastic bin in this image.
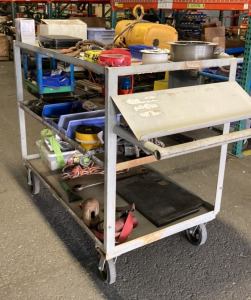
[43,73,72,88]
[128,45,156,60]
[42,101,83,129]
[29,71,73,88]
[87,27,115,45]
[66,114,121,139]
[58,109,106,133]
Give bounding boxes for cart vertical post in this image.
[14,42,28,159]
[104,67,119,257]
[214,122,230,215]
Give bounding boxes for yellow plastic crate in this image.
[154,79,169,91]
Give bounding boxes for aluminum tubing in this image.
[113,126,251,161]
[156,129,251,160]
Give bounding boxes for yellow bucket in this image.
[75,125,103,151]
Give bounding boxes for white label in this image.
[126,98,143,105]
[140,110,162,118]
[244,4,248,9]
[134,103,159,112]
[185,61,202,69]
[157,0,173,9]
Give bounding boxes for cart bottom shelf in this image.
[25,158,215,255]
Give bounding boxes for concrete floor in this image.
[0,60,251,300]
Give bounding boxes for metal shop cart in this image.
[14,41,251,284]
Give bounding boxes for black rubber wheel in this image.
[186,223,207,246]
[29,171,40,195]
[27,86,40,98]
[99,259,116,284]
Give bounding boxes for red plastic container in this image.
[98,49,131,67]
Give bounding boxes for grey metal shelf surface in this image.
[14,41,251,281]
[15,41,105,75]
[25,158,214,258]
[19,102,105,168]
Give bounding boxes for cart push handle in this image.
[113,126,251,160]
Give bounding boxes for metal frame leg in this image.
[111,10,117,29]
[88,3,92,17]
[214,122,230,214]
[36,54,43,95]
[51,58,57,71]
[70,64,74,92]
[47,2,53,19]
[104,67,118,257]
[11,2,16,26]
[23,53,28,79]
[14,44,28,159]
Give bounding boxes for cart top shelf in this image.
[112,81,251,141]
[15,41,105,75]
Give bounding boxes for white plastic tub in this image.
[36,140,76,171]
[87,27,115,45]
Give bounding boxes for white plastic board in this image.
[112,81,251,141]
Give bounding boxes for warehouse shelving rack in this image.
[14,40,251,283]
[110,0,251,11]
[0,0,110,24]
[110,0,251,25]
[2,0,251,27]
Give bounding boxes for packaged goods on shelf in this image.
[36,140,76,171]
[87,27,115,45]
[128,45,155,60]
[15,18,35,45]
[0,34,9,60]
[39,19,87,40]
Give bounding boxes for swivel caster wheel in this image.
[98,254,116,284]
[27,169,40,195]
[185,223,207,246]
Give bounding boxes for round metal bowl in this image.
[167,41,217,62]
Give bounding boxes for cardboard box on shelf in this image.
[15,18,36,45]
[0,34,9,60]
[0,15,12,25]
[93,5,111,17]
[226,39,245,49]
[201,21,222,34]
[69,17,106,28]
[7,36,13,51]
[202,21,225,51]
[39,19,87,40]
[231,27,247,38]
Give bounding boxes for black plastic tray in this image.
[116,171,205,227]
[39,35,82,49]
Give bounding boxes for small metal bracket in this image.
[96,246,117,271]
[27,169,32,186]
[188,225,199,236]
[96,247,106,271]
